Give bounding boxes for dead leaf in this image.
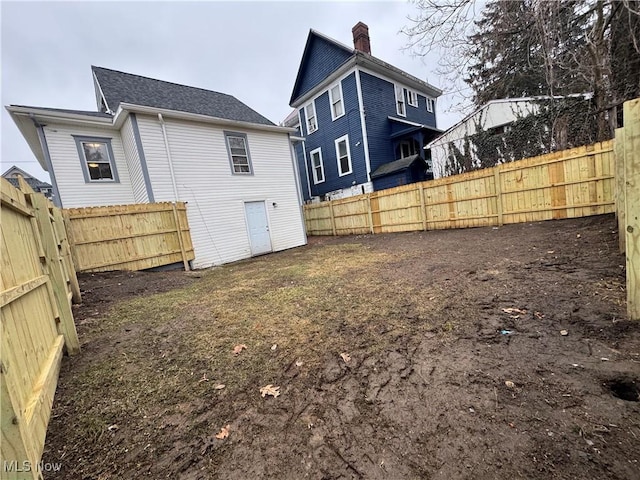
[271,344,278,351]
[260,384,281,398]
[215,425,230,439]
[214,384,226,390]
[295,360,304,367]
[107,424,119,432]
[546,250,555,254]
[340,353,351,363]
[233,344,247,355]
[534,311,544,319]
[502,308,527,315]
[505,380,515,388]
[560,330,569,336]
[198,373,208,383]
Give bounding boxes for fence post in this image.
[623,99,639,320]
[494,167,504,226]
[19,178,80,354]
[615,128,626,253]
[329,201,337,236]
[366,194,374,234]
[172,203,190,271]
[417,184,427,231]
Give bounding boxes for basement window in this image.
[224,132,253,174]
[73,135,119,182]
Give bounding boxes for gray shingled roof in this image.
[93,66,275,126]
[370,155,425,179]
[5,177,52,191]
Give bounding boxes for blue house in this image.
[286,22,442,202]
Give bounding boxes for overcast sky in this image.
[1,1,465,181]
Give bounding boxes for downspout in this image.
[30,114,62,207]
[354,68,372,183]
[288,134,308,244]
[157,113,179,202]
[297,110,312,199]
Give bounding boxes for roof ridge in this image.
[92,66,235,99]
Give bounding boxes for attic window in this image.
[73,136,119,183]
[305,102,318,134]
[395,85,406,117]
[224,132,253,175]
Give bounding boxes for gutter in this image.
[116,103,296,134]
[8,106,113,126]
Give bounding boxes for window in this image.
[73,136,119,182]
[329,83,344,120]
[334,135,352,176]
[426,97,434,113]
[310,147,324,184]
[406,89,418,107]
[224,132,253,174]
[305,102,318,134]
[395,139,420,160]
[395,84,406,117]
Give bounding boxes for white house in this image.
[426,97,543,178]
[7,66,307,268]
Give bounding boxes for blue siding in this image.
[360,72,396,174]
[299,72,366,198]
[291,35,353,105]
[404,91,437,126]
[292,127,310,200]
[361,72,437,174]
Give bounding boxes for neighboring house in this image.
[287,22,442,202]
[2,165,54,200]
[426,95,592,178]
[6,66,307,268]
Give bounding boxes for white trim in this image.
[309,147,325,184]
[387,115,443,131]
[304,101,318,134]
[328,81,345,121]
[354,69,372,182]
[334,134,352,177]
[407,89,418,107]
[297,110,312,198]
[395,84,406,117]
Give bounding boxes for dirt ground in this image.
[43,214,640,479]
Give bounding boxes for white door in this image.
[245,201,272,256]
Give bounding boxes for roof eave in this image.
[290,57,357,108]
[357,54,442,97]
[6,105,115,125]
[116,103,296,133]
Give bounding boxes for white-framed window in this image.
[224,131,253,174]
[406,89,418,107]
[73,135,119,183]
[395,84,406,117]
[334,134,352,176]
[305,102,318,134]
[310,147,325,184]
[329,82,345,120]
[426,97,434,113]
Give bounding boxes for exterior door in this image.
[244,201,272,256]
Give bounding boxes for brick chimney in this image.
[352,22,371,54]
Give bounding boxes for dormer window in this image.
[395,85,406,117]
[305,102,318,134]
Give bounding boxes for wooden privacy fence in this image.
[63,202,195,272]
[1,178,80,479]
[304,140,615,236]
[614,99,639,320]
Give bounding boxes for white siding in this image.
[120,117,148,203]
[430,100,540,178]
[135,114,306,268]
[43,123,135,207]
